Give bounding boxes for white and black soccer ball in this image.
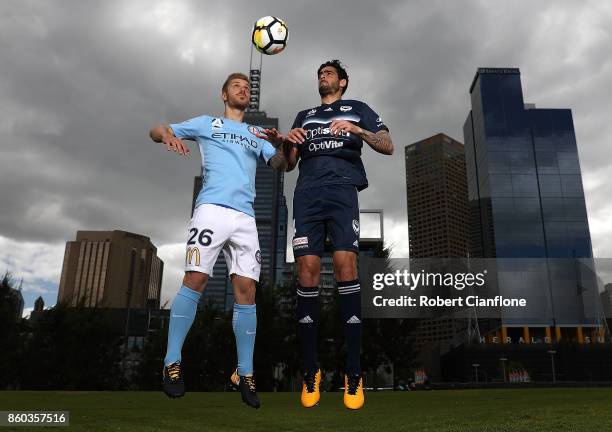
[252,16,288,55]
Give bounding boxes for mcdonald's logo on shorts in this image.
[186,247,201,266]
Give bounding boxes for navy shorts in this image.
[292,184,360,257]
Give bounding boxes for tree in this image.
[18,301,123,390]
[0,272,25,389]
[360,245,418,389]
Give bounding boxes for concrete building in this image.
[405,134,470,358]
[405,133,469,258]
[58,230,163,309]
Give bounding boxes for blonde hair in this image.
[222,72,250,93]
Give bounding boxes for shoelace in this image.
[304,372,316,393]
[347,375,360,395]
[166,363,181,381]
[243,376,257,393]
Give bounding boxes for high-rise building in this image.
[58,230,164,309]
[29,296,45,323]
[14,287,24,319]
[440,68,609,382]
[405,133,469,258]
[405,134,470,356]
[463,67,598,338]
[191,111,288,310]
[464,68,593,260]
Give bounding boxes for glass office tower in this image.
[464,68,592,260]
[463,68,598,331]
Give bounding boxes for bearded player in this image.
[149,73,288,408]
[284,60,394,410]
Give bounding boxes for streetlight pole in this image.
[547,350,557,383]
[500,357,507,383]
[472,363,480,384]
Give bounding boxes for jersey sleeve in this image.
[291,111,306,130]
[260,140,277,163]
[359,103,388,133]
[169,115,209,140]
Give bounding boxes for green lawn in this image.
[1,389,611,432]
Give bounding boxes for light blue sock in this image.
[164,285,201,366]
[232,303,257,376]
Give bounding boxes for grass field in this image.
[1,389,612,432]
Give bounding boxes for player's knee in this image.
[234,281,256,304]
[232,274,256,304]
[183,271,208,292]
[298,267,320,286]
[333,251,357,280]
[334,263,357,281]
[297,258,321,286]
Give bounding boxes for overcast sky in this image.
[2,0,611,313]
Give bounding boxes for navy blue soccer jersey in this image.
[291,99,388,191]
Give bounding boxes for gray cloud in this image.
[1,0,612,305]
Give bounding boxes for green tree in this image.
[360,245,418,389]
[0,272,25,389]
[19,301,123,390]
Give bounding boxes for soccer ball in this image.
[252,16,288,55]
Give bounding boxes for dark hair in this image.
[222,72,250,93]
[317,59,349,94]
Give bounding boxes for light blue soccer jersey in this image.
[170,115,277,217]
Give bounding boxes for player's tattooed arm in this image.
[358,129,394,155]
[149,125,190,156]
[329,120,394,155]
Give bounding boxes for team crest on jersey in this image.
[306,108,317,117]
[352,219,360,235]
[247,125,260,136]
[212,118,224,129]
[340,106,352,112]
[324,107,333,111]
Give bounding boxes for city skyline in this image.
[1,1,611,316]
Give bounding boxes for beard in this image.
[227,94,249,110]
[318,80,339,97]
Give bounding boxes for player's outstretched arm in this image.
[149,125,190,156]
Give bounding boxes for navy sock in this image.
[338,279,362,375]
[297,285,320,373]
